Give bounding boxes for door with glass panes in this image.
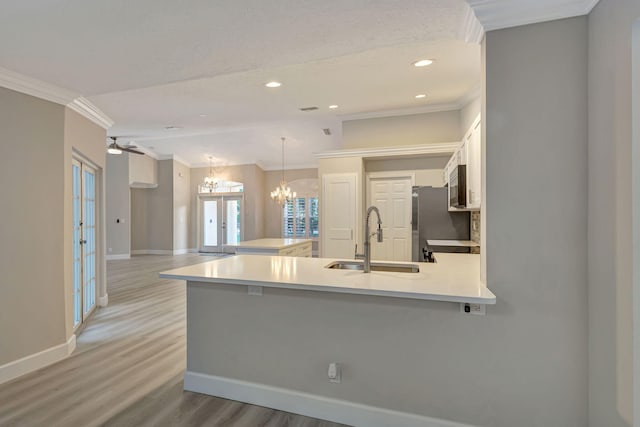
[200,194,243,253]
[72,159,98,330]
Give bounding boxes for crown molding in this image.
[157,153,191,167]
[0,66,77,105]
[315,142,460,160]
[458,85,481,109]
[260,162,319,172]
[68,97,114,129]
[467,0,600,32]
[458,3,485,44]
[0,68,114,129]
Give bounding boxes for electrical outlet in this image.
[328,362,341,383]
[248,285,263,296]
[460,303,486,315]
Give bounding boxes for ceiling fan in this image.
[107,137,145,155]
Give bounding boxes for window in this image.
[284,197,319,238]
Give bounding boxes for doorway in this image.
[366,172,414,262]
[199,194,243,253]
[72,158,98,330]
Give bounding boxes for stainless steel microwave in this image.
[449,165,467,208]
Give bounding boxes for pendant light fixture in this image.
[270,137,296,205]
[201,156,218,193]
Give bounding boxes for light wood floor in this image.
[0,254,349,427]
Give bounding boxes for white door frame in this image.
[197,192,244,253]
[632,18,640,427]
[72,155,101,332]
[365,171,415,261]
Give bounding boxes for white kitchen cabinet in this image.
[466,117,482,209]
[446,114,481,211]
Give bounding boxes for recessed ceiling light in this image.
[413,59,434,67]
[415,94,427,99]
[265,81,282,88]
[199,114,208,117]
[164,126,182,131]
[329,105,339,109]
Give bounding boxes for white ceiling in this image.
[0,0,598,169]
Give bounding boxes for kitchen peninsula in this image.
[160,254,495,426]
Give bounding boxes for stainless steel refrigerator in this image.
[411,186,470,261]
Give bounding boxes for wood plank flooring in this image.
[0,254,349,427]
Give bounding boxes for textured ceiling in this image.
[0,0,468,96]
[0,1,600,169]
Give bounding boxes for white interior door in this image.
[72,159,97,330]
[367,175,413,261]
[321,173,357,258]
[200,195,243,253]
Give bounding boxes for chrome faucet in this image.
[354,206,383,273]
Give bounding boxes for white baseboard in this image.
[173,248,194,255]
[0,334,76,385]
[98,294,109,307]
[183,371,476,427]
[106,254,130,260]
[131,249,197,256]
[188,248,199,253]
[131,249,173,255]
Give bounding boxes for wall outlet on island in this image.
[460,303,486,315]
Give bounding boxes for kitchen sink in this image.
[325,260,420,273]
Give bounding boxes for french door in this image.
[72,159,97,330]
[200,194,243,253]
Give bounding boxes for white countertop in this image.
[226,238,312,250]
[160,253,495,304]
[427,239,480,247]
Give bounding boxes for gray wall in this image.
[173,160,191,252]
[484,16,588,425]
[131,159,174,252]
[342,110,462,148]
[106,153,130,256]
[187,17,589,427]
[63,107,107,337]
[588,0,640,425]
[0,89,106,366]
[0,88,67,366]
[189,164,266,249]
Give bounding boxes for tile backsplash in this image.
[471,211,480,254]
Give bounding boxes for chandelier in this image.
[270,137,296,205]
[201,156,218,193]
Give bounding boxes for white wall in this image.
[588,1,640,425]
[460,97,481,137]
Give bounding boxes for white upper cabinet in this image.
[466,116,482,209]
[446,114,481,210]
